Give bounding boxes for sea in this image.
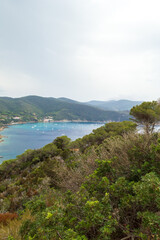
[0,122,104,163]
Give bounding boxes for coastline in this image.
[5,119,108,126]
[0,126,6,143]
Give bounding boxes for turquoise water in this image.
[0,122,104,162]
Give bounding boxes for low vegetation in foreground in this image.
[0,101,160,240]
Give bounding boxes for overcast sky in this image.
[0,0,160,101]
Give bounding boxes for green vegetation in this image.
[0,115,160,239]
[72,121,136,152]
[0,96,129,125]
[130,101,160,134]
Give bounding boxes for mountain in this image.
[85,99,142,111]
[58,97,79,104]
[0,96,129,122]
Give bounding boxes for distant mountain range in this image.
[58,98,142,111]
[0,96,142,122]
[84,99,142,111]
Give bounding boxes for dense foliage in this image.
[130,101,160,134]
[0,121,160,239]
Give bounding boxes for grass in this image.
[0,210,34,240]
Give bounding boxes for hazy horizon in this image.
[1,1,160,101]
[0,94,145,103]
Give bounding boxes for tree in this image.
[53,136,71,150]
[130,101,160,134]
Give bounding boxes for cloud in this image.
[0,0,160,101]
[0,69,40,97]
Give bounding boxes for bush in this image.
[0,213,18,225]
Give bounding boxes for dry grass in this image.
[0,213,18,225]
[0,210,34,240]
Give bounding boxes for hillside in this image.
[0,96,129,122]
[85,99,142,111]
[0,121,160,239]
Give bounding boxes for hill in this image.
[0,121,159,239]
[85,99,142,111]
[58,97,79,104]
[0,96,129,122]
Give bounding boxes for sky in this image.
[0,0,160,101]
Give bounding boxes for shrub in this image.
[0,213,18,225]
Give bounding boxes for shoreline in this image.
[10,119,108,124]
[0,120,106,142]
[0,126,6,143]
[4,119,108,127]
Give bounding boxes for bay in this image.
[0,122,104,162]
